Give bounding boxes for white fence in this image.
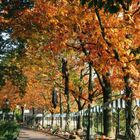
[42,98,140,132]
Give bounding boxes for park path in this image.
[17,128,64,140]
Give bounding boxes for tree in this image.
[80,1,139,139]
[0,32,27,96]
[1,0,139,139]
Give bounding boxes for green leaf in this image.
[108,0,114,5]
[93,0,97,6]
[108,5,120,13]
[88,1,94,8]
[127,0,132,3]
[80,0,86,6]
[97,0,104,9]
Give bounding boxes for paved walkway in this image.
[18,128,64,140]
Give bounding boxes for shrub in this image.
[0,120,19,140]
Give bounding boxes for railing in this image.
[43,98,140,135]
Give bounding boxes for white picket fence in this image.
[44,98,140,130]
[45,98,140,117]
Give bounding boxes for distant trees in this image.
[0,32,27,97]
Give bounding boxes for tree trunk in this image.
[62,58,70,131]
[116,108,120,136]
[102,75,113,137]
[21,106,24,123]
[87,62,93,140]
[131,99,140,140]
[51,112,54,128]
[77,115,83,129]
[42,108,44,128]
[13,110,15,120]
[76,69,86,130]
[77,99,83,129]
[124,74,140,140]
[87,104,91,140]
[103,107,112,137]
[32,107,35,127]
[65,88,70,131]
[60,91,63,128]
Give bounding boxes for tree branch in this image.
[132,6,140,17]
[94,68,104,89]
[94,8,111,47]
[82,101,86,109]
